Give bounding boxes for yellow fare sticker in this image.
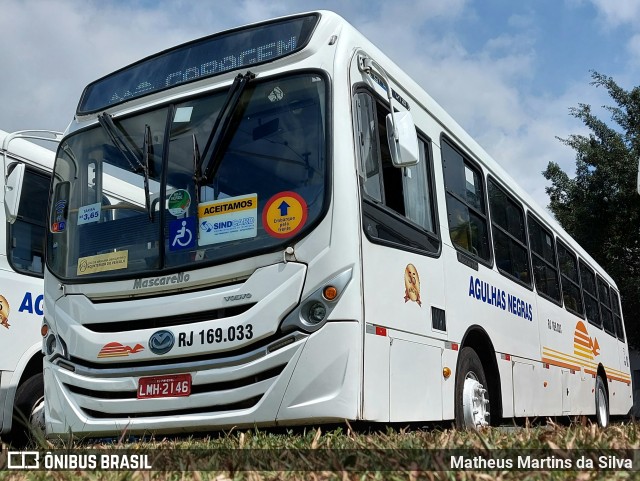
[77,251,129,276]
[198,193,258,246]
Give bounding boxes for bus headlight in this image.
[280,267,352,333]
[306,301,327,324]
[46,333,57,356]
[42,319,69,361]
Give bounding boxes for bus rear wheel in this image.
[595,375,609,428]
[455,347,490,429]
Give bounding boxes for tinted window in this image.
[557,241,584,316]
[580,261,601,328]
[488,179,530,285]
[8,167,50,276]
[442,139,490,262]
[528,215,561,302]
[354,90,439,254]
[611,290,625,341]
[597,277,615,335]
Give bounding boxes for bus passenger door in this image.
[352,84,446,422]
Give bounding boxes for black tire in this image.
[595,375,609,428]
[5,374,44,448]
[454,347,490,429]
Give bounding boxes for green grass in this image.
[2,420,640,480]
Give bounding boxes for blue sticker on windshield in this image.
[169,217,197,251]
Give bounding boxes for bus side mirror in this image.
[386,111,419,167]
[5,163,25,224]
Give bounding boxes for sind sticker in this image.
[198,194,257,246]
[78,251,129,276]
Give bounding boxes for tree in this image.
[544,71,640,348]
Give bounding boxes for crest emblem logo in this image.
[149,330,175,355]
[0,295,10,329]
[403,264,422,306]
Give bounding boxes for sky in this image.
[1,0,639,210]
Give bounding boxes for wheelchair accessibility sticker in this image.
[169,217,197,250]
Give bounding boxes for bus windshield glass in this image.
[78,14,318,114]
[48,73,327,281]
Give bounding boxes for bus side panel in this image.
[360,239,447,423]
[536,300,588,416]
[0,265,44,433]
[512,360,536,417]
[613,339,633,415]
[362,329,389,421]
[389,338,442,421]
[277,322,360,423]
[495,351,514,418]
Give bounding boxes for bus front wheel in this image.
[595,375,609,428]
[454,347,490,429]
[7,374,45,447]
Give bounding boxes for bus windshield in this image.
[48,72,328,281]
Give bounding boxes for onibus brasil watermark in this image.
[6,451,152,470]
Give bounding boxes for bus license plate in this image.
[137,373,192,399]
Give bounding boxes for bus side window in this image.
[488,178,531,286]
[611,290,625,341]
[528,214,561,303]
[556,241,584,317]
[8,167,50,276]
[403,141,436,233]
[353,90,439,253]
[597,276,615,336]
[354,92,383,202]
[579,260,601,329]
[441,138,491,262]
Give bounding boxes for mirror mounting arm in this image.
[358,54,419,167]
[358,55,398,140]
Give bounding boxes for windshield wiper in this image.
[97,113,153,220]
[192,134,202,208]
[141,124,153,220]
[194,71,255,192]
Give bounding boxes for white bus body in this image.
[0,130,61,445]
[43,11,631,437]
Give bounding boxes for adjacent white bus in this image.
[0,130,61,446]
[42,11,631,437]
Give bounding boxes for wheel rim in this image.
[597,385,608,427]
[462,372,489,428]
[29,396,45,434]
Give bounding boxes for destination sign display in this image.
[78,14,319,114]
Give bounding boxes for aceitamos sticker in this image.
[197,193,257,246]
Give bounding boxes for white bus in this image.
[0,130,61,446]
[42,11,631,437]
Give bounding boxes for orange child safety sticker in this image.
[262,191,308,238]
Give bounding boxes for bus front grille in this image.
[64,364,286,400]
[83,304,255,333]
[81,395,263,419]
